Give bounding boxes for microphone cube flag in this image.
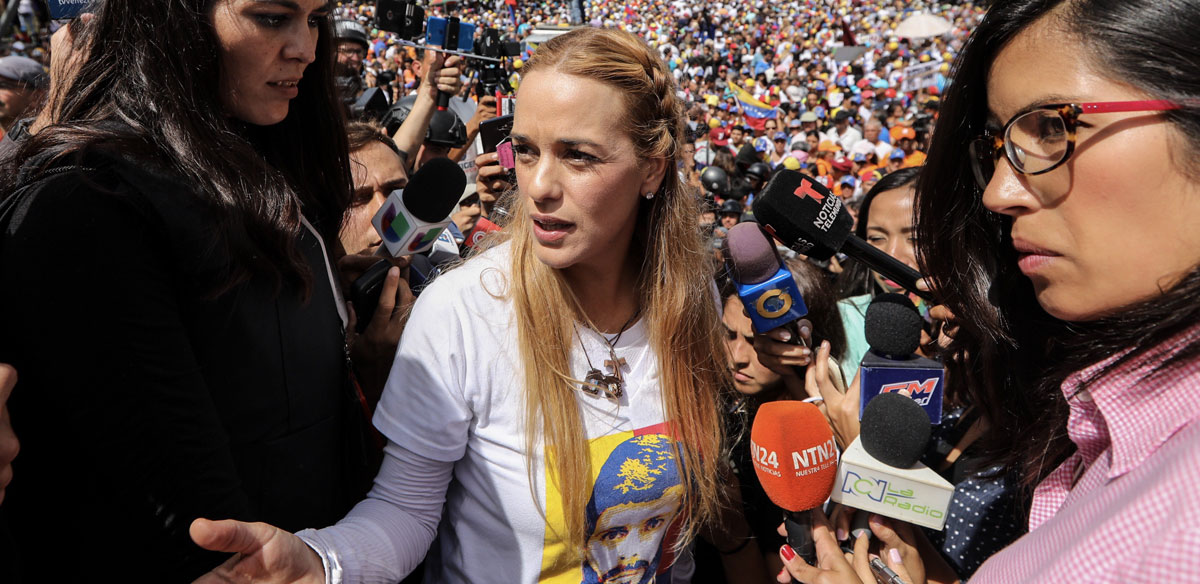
[749,401,839,512]
[752,169,854,261]
[736,268,809,335]
[831,437,955,530]
[859,352,945,424]
[371,191,452,257]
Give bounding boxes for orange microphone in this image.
[750,401,839,565]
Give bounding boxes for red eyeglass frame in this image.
[969,99,1188,188]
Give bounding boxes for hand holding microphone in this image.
[750,401,839,566]
[773,508,922,584]
[726,222,816,376]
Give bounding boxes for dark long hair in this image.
[914,0,1200,494]
[835,167,921,298]
[1,0,353,295]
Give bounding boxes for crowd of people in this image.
[0,0,1198,583]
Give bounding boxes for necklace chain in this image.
[574,306,641,400]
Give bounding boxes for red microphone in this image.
[464,216,501,249]
[750,401,839,565]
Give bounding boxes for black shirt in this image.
[0,149,371,581]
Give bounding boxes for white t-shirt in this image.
[302,243,692,584]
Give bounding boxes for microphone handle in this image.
[784,509,817,569]
[841,235,932,301]
[437,17,460,111]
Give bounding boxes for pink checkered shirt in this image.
[970,325,1200,583]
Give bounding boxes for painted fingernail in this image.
[889,548,903,564]
[780,544,797,562]
[836,528,847,541]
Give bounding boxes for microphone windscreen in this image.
[860,392,931,468]
[750,401,838,512]
[726,222,781,284]
[864,293,922,357]
[751,170,853,260]
[402,158,468,222]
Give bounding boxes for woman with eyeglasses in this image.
[777,1,1200,583]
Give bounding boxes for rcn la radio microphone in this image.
[831,393,954,530]
[860,293,944,424]
[726,222,809,343]
[371,158,468,257]
[750,401,839,565]
[751,170,931,301]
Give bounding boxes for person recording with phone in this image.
[0,1,381,580]
[185,27,730,584]
[778,0,1200,582]
[387,46,463,173]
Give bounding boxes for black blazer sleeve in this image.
[1,170,253,579]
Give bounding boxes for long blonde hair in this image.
[477,27,729,556]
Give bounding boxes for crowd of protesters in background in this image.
[319,0,981,251]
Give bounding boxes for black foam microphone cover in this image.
[726,222,781,285]
[751,169,853,260]
[860,392,931,468]
[864,293,923,357]
[401,157,468,222]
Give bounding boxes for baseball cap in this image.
[799,111,818,123]
[890,149,906,160]
[0,56,47,89]
[890,126,917,141]
[831,156,853,172]
[818,140,840,153]
[788,118,803,128]
[710,127,730,146]
[853,152,867,163]
[773,131,788,141]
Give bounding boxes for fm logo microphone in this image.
[880,379,940,407]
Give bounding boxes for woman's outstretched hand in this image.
[189,518,325,584]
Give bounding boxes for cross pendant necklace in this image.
[574,308,639,401]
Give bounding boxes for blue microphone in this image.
[726,222,808,342]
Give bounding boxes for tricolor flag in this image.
[731,85,778,132]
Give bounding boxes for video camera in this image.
[375,0,426,41]
[475,28,522,97]
[374,0,519,102]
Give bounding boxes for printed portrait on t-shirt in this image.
[581,434,684,584]
[538,424,685,584]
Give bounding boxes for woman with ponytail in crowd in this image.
[779,0,1200,583]
[187,27,730,584]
